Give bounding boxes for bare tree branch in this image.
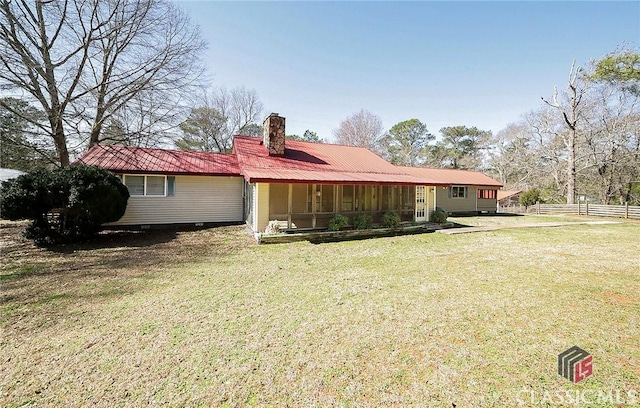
[0,0,206,166]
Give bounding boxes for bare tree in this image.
[486,122,537,189]
[582,82,640,204]
[524,107,571,201]
[212,86,264,141]
[542,61,590,204]
[175,86,264,152]
[333,109,384,153]
[0,0,205,166]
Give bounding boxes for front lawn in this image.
[1,217,638,407]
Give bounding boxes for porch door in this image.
[415,186,427,222]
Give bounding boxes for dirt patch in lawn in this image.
[1,221,255,308]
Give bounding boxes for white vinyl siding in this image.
[436,185,498,213]
[437,186,477,213]
[109,175,243,225]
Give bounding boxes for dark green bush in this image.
[382,211,401,228]
[1,164,129,246]
[352,214,373,229]
[520,188,541,208]
[430,207,448,223]
[328,214,349,231]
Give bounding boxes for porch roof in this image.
[399,166,503,187]
[233,136,445,185]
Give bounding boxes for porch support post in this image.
[312,184,317,228]
[433,187,437,219]
[287,183,293,229]
[426,186,430,222]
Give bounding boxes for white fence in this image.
[499,202,640,220]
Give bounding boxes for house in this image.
[78,144,244,226]
[78,113,503,233]
[0,168,26,183]
[497,189,523,208]
[400,166,503,215]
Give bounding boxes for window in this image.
[477,189,497,199]
[450,186,467,199]
[125,175,145,195]
[123,175,173,196]
[146,176,165,195]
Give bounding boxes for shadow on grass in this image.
[47,228,179,254]
[1,223,253,312]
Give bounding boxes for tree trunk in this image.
[566,128,576,204]
[89,106,106,147]
[52,116,70,167]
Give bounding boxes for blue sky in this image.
[176,1,639,141]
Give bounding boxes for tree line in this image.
[1,1,638,204]
[331,50,640,205]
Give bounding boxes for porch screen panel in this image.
[400,186,415,222]
[401,186,414,210]
[390,186,398,210]
[292,184,311,213]
[342,185,354,212]
[320,185,334,212]
[269,183,289,218]
[363,185,377,211]
[381,186,390,211]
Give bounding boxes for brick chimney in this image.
[263,113,286,156]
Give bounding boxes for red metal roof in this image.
[77,144,241,176]
[497,189,522,200]
[76,139,503,188]
[399,166,503,187]
[233,136,440,185]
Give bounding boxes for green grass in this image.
[1,218,639,407]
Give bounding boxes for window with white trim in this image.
[123,175,174,196]
[450,186,467,199]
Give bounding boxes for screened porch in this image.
[268,183,416,229]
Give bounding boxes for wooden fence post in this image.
[586,201,589,216]
[625,201,629,219]
[536,201,540,214]
[578,199,581,215]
